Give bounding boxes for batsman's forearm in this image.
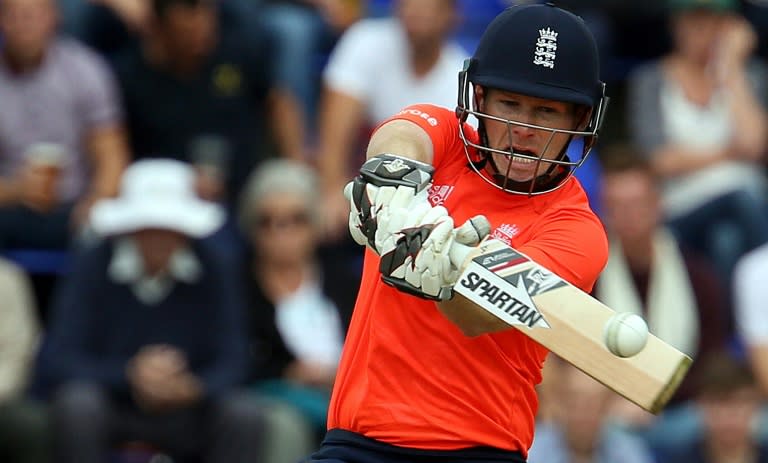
[366,120,435,164]
[436,296,511,337]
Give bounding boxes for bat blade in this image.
[451,238,692,414]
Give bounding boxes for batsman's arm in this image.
[438,243,514,337]
[364,121,510,336]
[365,119,435,164]
[438,296,512,337]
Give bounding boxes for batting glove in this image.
[345,154,434,254]
[380,214,491,301]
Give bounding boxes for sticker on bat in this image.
[457,262,551,329]
[512,267,567,297]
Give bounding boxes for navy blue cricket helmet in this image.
[456,3,609,195]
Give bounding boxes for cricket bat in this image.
[449,237,692,414]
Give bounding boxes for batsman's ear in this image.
[575,105,592,131]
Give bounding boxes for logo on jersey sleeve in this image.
[398,108,439,127]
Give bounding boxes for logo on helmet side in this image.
[533,27,558,69]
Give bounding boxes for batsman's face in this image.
[476,88,585,182]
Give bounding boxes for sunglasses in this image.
[255,211,310,229]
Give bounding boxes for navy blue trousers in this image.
[302,429,526,463]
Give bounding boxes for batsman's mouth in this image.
[510,156,537,164]
[502,148,540,166]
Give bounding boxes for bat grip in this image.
[449,241,475,271]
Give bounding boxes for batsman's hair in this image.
[237,158,321,234]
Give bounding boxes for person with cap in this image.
[33,159,262,463]
[303,3,609,462]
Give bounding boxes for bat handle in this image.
[449,241,476,271]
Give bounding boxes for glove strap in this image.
[360,154,434,192]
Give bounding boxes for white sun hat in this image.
[89,158,225,238]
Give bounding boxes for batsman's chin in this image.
[505,168,538,183]
[496,158,539,180]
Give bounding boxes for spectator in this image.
[0,259,48,463]
[112,0,306,207]
[71,0,255,61]
[0,0,129,249]
[258,0,364,130]
[528,360,655,463]
[626,0,768,282]
[317,0,467,241]
[596,146,730,408]
[238,159,358,461]
[35,159,261,463]
[655,351,768,463]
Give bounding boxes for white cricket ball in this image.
[603,312,649,358]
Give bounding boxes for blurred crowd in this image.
[2,0,768,462]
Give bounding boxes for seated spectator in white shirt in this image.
[316,0,467,241]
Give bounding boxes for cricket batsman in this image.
[304,3,610,462]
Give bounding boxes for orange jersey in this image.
[328,104,608,456]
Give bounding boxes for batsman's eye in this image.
[500,100,520,110]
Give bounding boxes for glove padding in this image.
[345,154,434,254]
[380,213,491,301]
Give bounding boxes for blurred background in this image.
[2,0,768,461]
